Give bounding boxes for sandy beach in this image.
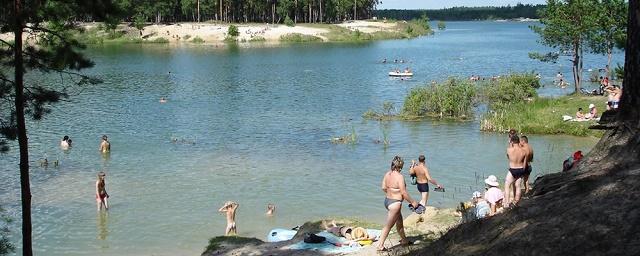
[0,20,420,45]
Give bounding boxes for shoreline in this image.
[202,207,461,256]
[0,20,430,46]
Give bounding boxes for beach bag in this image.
[410,174,417,185]
[303,233,326,244]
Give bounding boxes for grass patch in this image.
[279,33,322,43]
[191,36,205,43]
[248,36,266,42]
[224,36,237,43]
[149,37,169,43]
[481,95,606,137]
[203,236,262,254]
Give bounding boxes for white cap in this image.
[589,104,595,109]
[472,191,482,198]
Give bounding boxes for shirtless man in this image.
[99,135,111,153]
[520,136,534,194]
[218,201,239,236]
[504,135,528,206]
[266,204,275,216]
[377,156,418,251]
[409,155,443,207]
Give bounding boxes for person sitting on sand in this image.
[576,108,586,120]
[218,201,239,236]
[266,203,275,216]
[586,104,598,119]
[96,171,109,211]
[60,136,71,150]
[377,156,419,252]
[472,191,490,219]
[484,175,504,216]
[99,135,111,153]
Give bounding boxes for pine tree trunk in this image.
[197,0,200,22]
[319,0,322,23]
[572,41,582,93]
[13,0,33,255]
[581,0,640,171]
[607,46,613,79]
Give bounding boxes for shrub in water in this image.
[402,78,476,119]
[483,73,539,109]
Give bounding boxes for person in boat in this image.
[377,156,418,251]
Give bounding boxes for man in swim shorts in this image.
[520,135,534,194]
[409,155,443,207]
[219,201,239,236]
[504,135,527,206]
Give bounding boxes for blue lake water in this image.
[0,21,621,255]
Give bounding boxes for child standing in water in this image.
[218,201,239,235]
[96,171,109,210]
[266,203,275,216]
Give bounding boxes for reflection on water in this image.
[97,211,109,240]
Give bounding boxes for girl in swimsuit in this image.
[95,171,109,211]
[377,156,418,251]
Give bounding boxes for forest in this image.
[374,4,545,21]
[104,0,378,24]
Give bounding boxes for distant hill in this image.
[374,4,544,21]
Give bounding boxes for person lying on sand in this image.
[322,220,375,243]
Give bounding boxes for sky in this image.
[378,0,547,10]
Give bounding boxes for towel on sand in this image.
[286,229,382,254]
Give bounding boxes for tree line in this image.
[374,4,544,21]
[530,0,627,93]
[107,0,379,24]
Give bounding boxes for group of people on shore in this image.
[377,155,443,251]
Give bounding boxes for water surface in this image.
[0,21,618,255]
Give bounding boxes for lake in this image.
[0,21,621,255]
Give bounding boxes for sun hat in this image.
[484,175,499,187]
[351,227,368,240]
[472,191,482,198]
[589,103,595,109]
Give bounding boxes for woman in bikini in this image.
[377,156,418,251]
[96,171,109,211]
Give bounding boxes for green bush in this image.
[483,73,539,109]
[150,37,169,43]
[228,25,240,37]
[249,36,266,42]
[279,33,322,42]
[191,36,204,43]
[402,78,477,119]
[284,16,295,27]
